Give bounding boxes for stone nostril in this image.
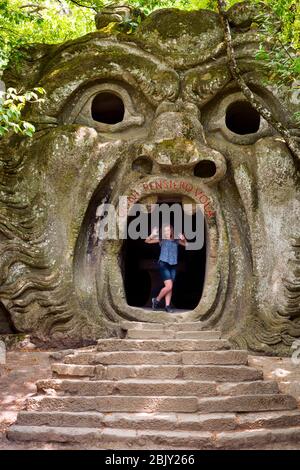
[132,156,153,174]
[194,160,217,178]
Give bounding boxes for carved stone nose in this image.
[141,101,227,182]
[149,101,206,150]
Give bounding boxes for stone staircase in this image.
[7,322,300,449]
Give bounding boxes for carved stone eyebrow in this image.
[182,64,232,107]
[35,40,180,119]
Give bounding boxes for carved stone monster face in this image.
[0,5,299,353]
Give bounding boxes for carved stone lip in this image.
[97,175,230,325]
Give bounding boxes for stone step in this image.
[97,339,229,352]
[120,321,215,332]
[52,364,96,377]
[14,409,300,432]
[36,378,279,397]
[52,364,264,381]
[215,426,300,450]
[15,410,237,431]
[126,329,220,339]
[216,381,279,396]
[8,425,300,449]
[26,393,296,413]
[197,394,297,413]
[27,395,199,413]
[236,410,300,430]
[6,425,214,448]
[63,350,248,366]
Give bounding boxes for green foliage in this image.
[251,0,299,123]
[254,1,299,78]
[0,86,45,137]
[0,0,98,71]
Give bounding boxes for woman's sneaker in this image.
[152,297,160,310]
[165,305,174,313]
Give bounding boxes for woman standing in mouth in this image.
[145,224,187,313]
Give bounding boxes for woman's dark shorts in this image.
[158,260,177,281]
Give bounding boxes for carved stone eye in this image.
[225,100,261,135]
[62,83,144,133]
[91,92,125,124]
[205,91,272,145]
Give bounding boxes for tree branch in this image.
[67,0,98,11]
[217,0,300,160]
[19,3,47,17]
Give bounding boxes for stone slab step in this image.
[197,394,297,413]
[14,409,300,433]
[236,410,300,430]
[63,350,248,366]
[26,394,296,413]
[97,339,229,352]
[36,378,279,397]
[8,425,300,449]
[7,425,214,448]
[216,380,279,396]
[37,379,217,397]
[52,364,263,381]
[52,364,96,377]
[215,426,300,450]
[120,321,216,332]
[126,330,220,340]
[15,410,237,432]
[27,395,199,413]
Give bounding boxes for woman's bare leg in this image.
[165,288,172,307]
[156,280,173,303]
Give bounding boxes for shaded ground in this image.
[0,351,53,449]
[0,350,300,450]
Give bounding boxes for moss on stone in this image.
[139,8,221,39]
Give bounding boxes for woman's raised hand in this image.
[178,232,187,246]
[145,226,159,243]
[151,226,159,238]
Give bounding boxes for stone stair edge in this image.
[7,424,300,449]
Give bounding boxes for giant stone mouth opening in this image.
[121,196,207,311]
